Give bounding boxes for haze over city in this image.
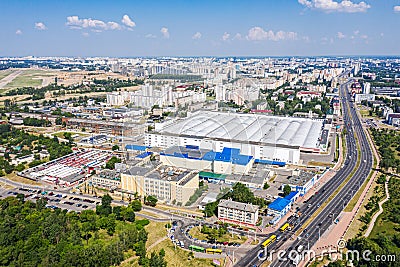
[2,0,400,56]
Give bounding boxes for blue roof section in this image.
[126,145,150,151]
[136,152,153,158]
[161,146,253,166]
[254,159,286,167]
[268,198,291,212]
[202,148,253,166]
[284,191,299,201]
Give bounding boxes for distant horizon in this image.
[2,54,400,59]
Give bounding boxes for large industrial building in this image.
[145,111,325,164]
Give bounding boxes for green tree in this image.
[96,194,113,216]
[105,156,121,170]
[144,195,158,207]
[263,182,270,190]
[204,201,219,217]
[111,145,119,151]
[130,200,142,212]
[283,185,292,197]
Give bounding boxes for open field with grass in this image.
[2,69,59,90]
[144,219,169,248]
[6,172,41,186]
[189,226,248,244]
[306,161,334,167]
[369,178,400,239]
[53,131,90,139]
[149,239,222,267]
[0,70,14,80]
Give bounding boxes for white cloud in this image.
[360,34,368,39]
[160,27,170,38]
[107,22,121,30]
[298,0,371,13]
[337,32,346,39]
[66,16,121,32]
[35,22,47,30]
[246,27,298,41]
[15,29,22,35]
[233,33,242,40]
[145,33,156,39]
[394,6,400,12]
[121,15,136,27]
[222,32,230,41]
[192,32,202,40]
[82,32,89,37]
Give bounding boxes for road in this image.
[237,74,374,267]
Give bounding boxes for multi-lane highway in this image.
[237,76,374,267]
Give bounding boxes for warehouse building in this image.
[146,111,325,164]
[120,165,199,205]
[160,145,254,175]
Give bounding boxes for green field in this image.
[2,69,58,90]
[369,178,400,239]
[0,70,13,80]
[149,239,223,267]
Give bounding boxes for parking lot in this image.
[0,187,101,212]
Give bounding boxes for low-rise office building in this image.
[91,169,121,189]
[217,199,259,227]
[120,165,199,205]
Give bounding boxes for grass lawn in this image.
[369,214,399,239]
[307,161,334,168]
[0,70,13,80]
[4,75,43,89]
[2,69,58,90]
[359,109,370,117]
[137,210,164,219]
[149,239,222,267]
[189,226,248,244]
[143,219,169,248]
[5,172,41,186]
[53,131,89,138]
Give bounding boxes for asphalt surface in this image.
[237,75,374,267]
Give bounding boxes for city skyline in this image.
[2,0,400,57]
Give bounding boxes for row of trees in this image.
[23,117,52,127]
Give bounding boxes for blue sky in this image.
[1,0,400,57]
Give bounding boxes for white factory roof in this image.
[158,111,324,149]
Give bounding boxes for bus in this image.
[261,234,277,248]
[189,245,205,252]
[206,248,223,254]
[280,223,291,232]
